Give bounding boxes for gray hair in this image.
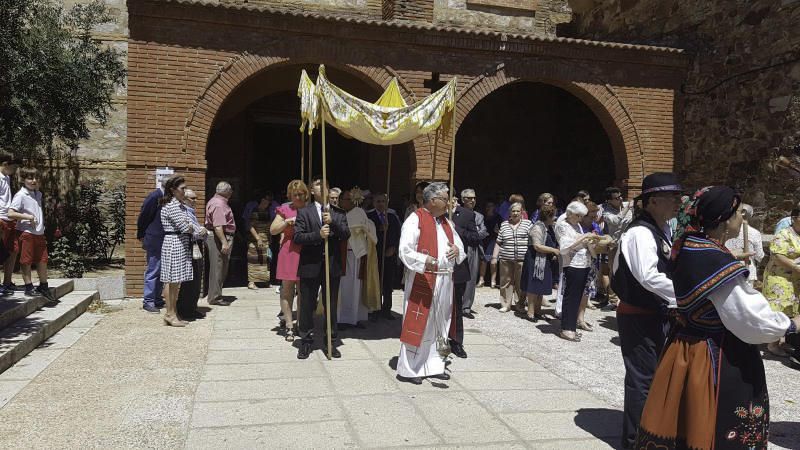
[741,203,754,221]
[216,181,232,194]
[422,182,449,204]
[566,201,588,216]
[509,202,524,212]
[461,188,476,198]
[330,187,342,196]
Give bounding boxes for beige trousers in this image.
[498,259,524,309]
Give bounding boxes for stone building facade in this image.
[114,0,687,295]
[569,0,800,229]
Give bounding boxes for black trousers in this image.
[380,256,396,312]
[450,282,466,345]
[618,312,669,449]
[298,275,340,345]
[177,257,202,316]
[561,267,589,332]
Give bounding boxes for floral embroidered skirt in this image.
[636,331,769,450]
[762,269,800,316]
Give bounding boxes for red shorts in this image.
[18,233,48,265]
[0,220,17,254]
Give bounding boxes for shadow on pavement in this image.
[770,421,800,449]
[599,315,618,332]
[574,408,623,449]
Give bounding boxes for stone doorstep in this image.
[0,290,99,374]
[0,279,74,330]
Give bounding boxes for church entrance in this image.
[206,64,413,287]
[454,81,617,211]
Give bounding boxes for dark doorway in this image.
[206,65,413,287]
[455,82,616,210]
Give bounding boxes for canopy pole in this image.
[300,130,305,181]
[379,145,392,311]
[308,131,314,186]
[448,93,457,221]
[431,131,439,182]
[321,118,333,361]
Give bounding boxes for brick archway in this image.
[182,54,417,163]
[454,62,646,193]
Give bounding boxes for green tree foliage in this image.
[0,0,126,159]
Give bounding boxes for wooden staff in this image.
[300,130,305,181]
[380,145,392,304]
[743,219,750,265]
[308,131,314,186]
[321,117,333,361]
[448,89,457,220]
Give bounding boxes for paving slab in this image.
[452,370,579,391]
[325,359,400,396]
[409,391,517,445]
[191,397,343,428]
[186,420,357,449]
[202,361,327,381]
[195,377,333,402]
[206,348,303,365]
[473,389,607,413]
[452,356,548,372]
[341,395,441,447]
[502,410,623,441]
[208,337,290,351]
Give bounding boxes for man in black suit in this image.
[449,198,482,359]
[367,193,401,320]
[293,178,350,360]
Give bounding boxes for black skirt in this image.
[520,246,553,295]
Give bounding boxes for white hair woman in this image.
[492,202,534,312]
[554,201,598,341]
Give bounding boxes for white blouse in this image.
[555,221,590,269]
[708,276,791,344]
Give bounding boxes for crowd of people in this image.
[137,169,800,449]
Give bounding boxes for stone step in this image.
[0,290,98,374]
[0,279,74,330]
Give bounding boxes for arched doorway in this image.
[455,81,617,210]
[206,64,413,286]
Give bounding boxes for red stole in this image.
[400,208,454,347]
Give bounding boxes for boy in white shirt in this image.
[0,151,20,295]
[8,168,53,301]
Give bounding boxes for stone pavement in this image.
[0,285,797,448]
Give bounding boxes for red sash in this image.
[400,208,454,347]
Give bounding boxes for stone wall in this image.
[569,0,800,229]
[63,0,128,188]
[434,0,571,36]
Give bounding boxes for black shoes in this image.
[382,310,396,320]
[790,350,800,369]
[449,341,467,359]
[428,372,451,381]
[396,374,423,385]
[462,310,475,319]
[297,342,312,360]
[330,347,341,359]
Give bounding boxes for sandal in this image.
[558,331,581,342]
[767,342,789,357]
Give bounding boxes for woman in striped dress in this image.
[160,175,194,327]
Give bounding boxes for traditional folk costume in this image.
[338,205,380,325]
[397,208,465,379]
[636,186,795,450]
[611,173,680,449]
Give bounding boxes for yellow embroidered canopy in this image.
[298,65,456,145]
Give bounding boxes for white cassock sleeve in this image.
[436,218,466,269]
[618,226,677,308]
[708,276,791,344]
[399,213,427,274]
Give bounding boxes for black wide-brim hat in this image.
[636,172,683,199]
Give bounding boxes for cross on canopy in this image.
[424,72,448,94]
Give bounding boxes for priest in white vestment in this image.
[338,189,377,325]
[396,183,465,384]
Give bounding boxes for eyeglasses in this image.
[462,197,476,201]
[433,196,449,203]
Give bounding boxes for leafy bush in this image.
[49,180,126,277]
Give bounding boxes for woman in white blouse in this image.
[554,201,599,341]
[635,186,799,449]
